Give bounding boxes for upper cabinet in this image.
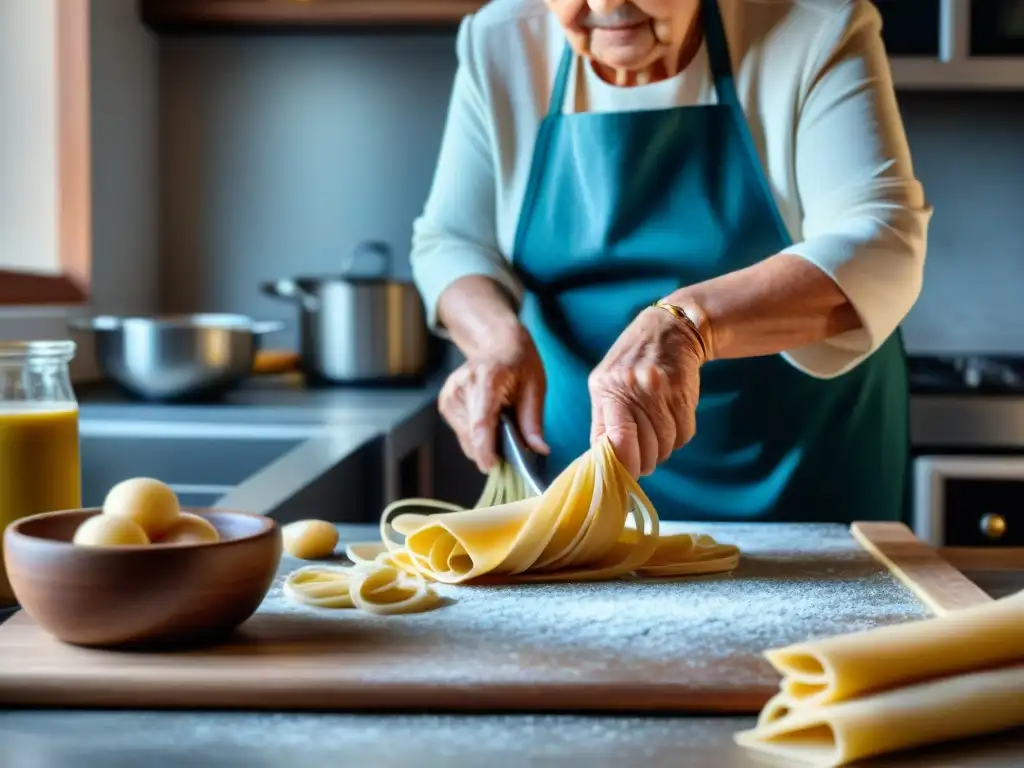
[139,0,1024,89]
[877,0,1024,89]
[970,0,1024,56]
[875,0,943,57]
[139,0,485,29]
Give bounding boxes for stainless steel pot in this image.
[69,314,284,401]
[261,241,430,386]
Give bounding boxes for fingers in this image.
[594,397,642,478]
[466,368,505,473]
[516,374,550,455]
[672,400,696,451]
[635,364,677,465]
[439,365,502,473]
[439,344,548,475]
[589,364,685,479]
[438,370,476,462]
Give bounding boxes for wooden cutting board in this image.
[0,522,988,714]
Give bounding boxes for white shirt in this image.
[410,0,932,377]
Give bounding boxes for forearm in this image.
[436,275,525,358]
[665,253,861,361]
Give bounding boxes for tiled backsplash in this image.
[158,34,1024,354]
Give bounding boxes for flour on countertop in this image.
[254,523,930,688]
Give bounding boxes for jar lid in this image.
[0,340,76,361]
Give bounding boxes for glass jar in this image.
[0,341,81,606]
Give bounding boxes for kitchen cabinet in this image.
[875,0,942,57]
[971,0,1024,55]
[139,0,484,30]
[138,0,1024,88]
[881,0,1024,89]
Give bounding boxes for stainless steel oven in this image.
[909,355,1024,547]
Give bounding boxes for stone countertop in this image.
[2,711,1023,768]
[2,528,1023,767]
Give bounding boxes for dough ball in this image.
[282,519,339,560]
[73,515,150,547]
[102,477,181,538]
[156,512,220,546]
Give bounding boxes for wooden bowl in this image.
[3,508,282,648]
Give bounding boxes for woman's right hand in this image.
[438,323,550,473]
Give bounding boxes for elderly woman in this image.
[411,0,931,522]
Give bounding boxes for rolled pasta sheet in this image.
[735,664,1024,768]
[766,589,1024,706]
[345,541,386,563]
[283,563,439,615]
[350,565,439,616]
[283,566,357,609]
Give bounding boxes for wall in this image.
[158,33,455,351]
[897,91,1024,354]
[158,36,1024,356]
[0,0,60,274]
[0,1,160,382]
[88,0,161,320]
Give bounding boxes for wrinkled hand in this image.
[439,324,550,473]
[589,307,705,478]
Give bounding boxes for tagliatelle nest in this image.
[284,436,739,614]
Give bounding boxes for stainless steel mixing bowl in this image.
[69,314,284,401]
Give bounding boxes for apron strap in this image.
[702,0,790,240]
[548,45,575,118]
[702,0,741,110]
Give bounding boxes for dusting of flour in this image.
[253,523,929,690]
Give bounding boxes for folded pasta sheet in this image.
[736,590,1024,767]
[736,664,1024,767]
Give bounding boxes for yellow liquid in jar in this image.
[0,404,81,606]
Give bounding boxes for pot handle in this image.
[261,279,319,312]
[250,320,285,335]
[344,240,392,278]
[67,315,120,332]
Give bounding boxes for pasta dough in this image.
[102,477,181,538]
[283,436,739,616]
[282,519,340,559]
[156,512,220,545]
[72,514,150,547]
[735,590,1024,766]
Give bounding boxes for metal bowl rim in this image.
[72,313,277,332]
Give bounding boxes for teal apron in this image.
[512,0,909,522]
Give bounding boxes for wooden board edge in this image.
[0,679,777,715]
[851,522,994,616]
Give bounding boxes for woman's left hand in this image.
[588,306,706,478]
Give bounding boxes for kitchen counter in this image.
[76,375,443,522]
[2,526,1023,768]
[3,710,1023,768]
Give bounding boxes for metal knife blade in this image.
[498,411,547,497]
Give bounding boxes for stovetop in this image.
[907,355,1024,396]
